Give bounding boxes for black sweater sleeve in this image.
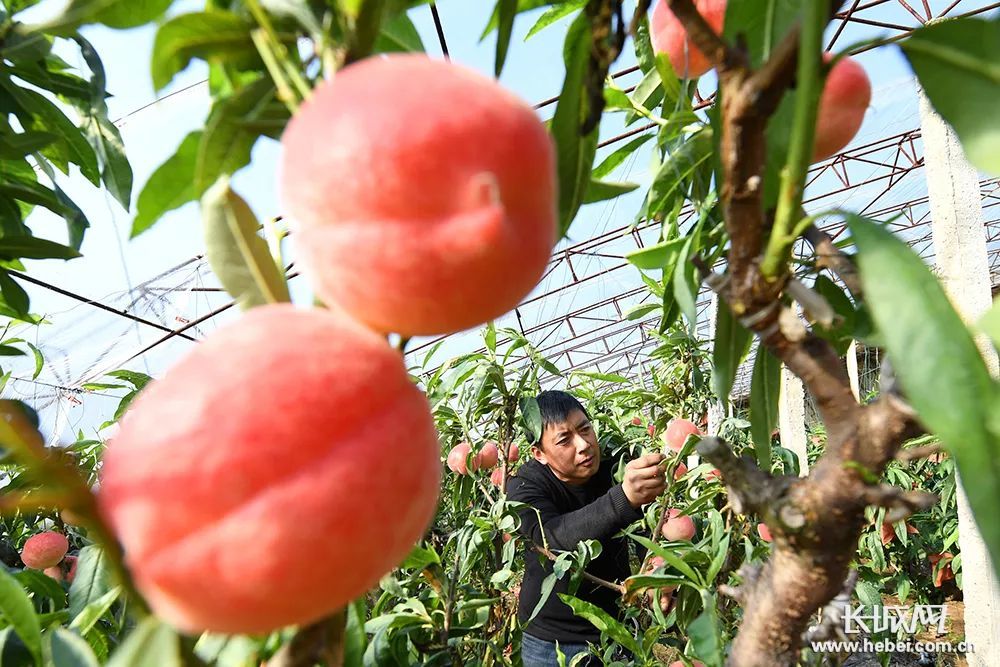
[509,476,642,551]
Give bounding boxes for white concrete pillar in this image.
[846,340,861,402]
[919,87,1000,667]
[778,365,808,476]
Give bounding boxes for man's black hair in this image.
[534,390,590,445]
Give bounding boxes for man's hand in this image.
[623,453,667,508]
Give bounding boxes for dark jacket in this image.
[507,457,643,643]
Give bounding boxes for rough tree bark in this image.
[656,1,934,664]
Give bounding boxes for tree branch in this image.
[696,437,779,516]
[532,545,626,595]
[803,224,863,299]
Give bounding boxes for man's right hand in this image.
[622,453,667,508]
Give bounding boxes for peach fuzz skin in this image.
[97,304,441,635]
[280,54,557,337]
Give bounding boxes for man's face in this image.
[532,409,601,485]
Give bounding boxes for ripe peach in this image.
[645,555,666,572]
[664,418,701,452]
[96,305,441,635]
[757,523,772,543]
[703,468,722,481]
[506,442,519,462]
[813,54,871,162]
[477,441,499,469]
[43,556,76,583]
[669,661,705,667]
[672,462,688,480]
[662,509,696,541]
[490,468,504,487]
[280,54,557,337]
[650,0,726,79]
[21,532,68,570]
[631,416,642,426]
[447,442,475,475]
[648,423,656,438]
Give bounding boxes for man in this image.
[507,390,667,666]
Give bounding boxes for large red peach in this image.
[21,532,68,570]
[757,523,772,543]
[506,442,519,462]
[476,442,499,469]
[280,55,557,337]
[490,468,504,487]
[813,54,871,162]
[672,462,688,480]
[662,509,696,541]
[447,442,474,475]
[650,0,726,79]
[96,305,441,635]
[663,418,701,452]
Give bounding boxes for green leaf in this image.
[202,177,291,310]
[0,131,57,159]
[624,302,660,321]
[151,11,257,91]
[848,214,1000,577]
[344,599,367,667]
[672,231,699,333]
[901,18,1000,176]
[625,237,685,271]
[0,237,81,260]
[68,587,121,637]
[520,395,542,443]
[495,0,517,77]
[723,0,803,68]
[646,126,713,217]
[25,342,42,379]
[400,545,440,570]
[485,321,497,353]
[0,176,79,219]
[131,131,201,238]
[749,346,781,469]
[978,298,1000,351]
[105,369,151,390]
[50,627,100,667]
[582,179,639,205]
[42,0,172,33]
[0,567,42,665]
[0,344,25,356]
[551,13,599,237]
[688,592,724,667]
[711,304,751,403]
[0,82,99,185]
[82,113,132,211]
[374,12,424,53]
[593,133,653,179]
[480,0,554,39]
[812,274,856,355]
[106,617,182,667]
[68,546,111,619]
[558,595,640,655]
[525,0,585,40]
[14,568,66,605]
[7,63,92,103]
[0,24,52,63]
[195,77,279,197]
